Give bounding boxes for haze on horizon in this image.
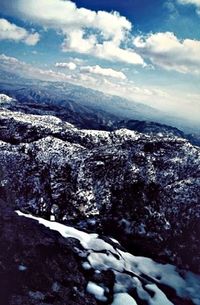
[0,0,200,123]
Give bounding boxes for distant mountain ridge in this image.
[0,67,199,136]
[0,89,200,147]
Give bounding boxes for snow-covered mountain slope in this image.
[0,108,199,273]
[1,85,199,146]
[0,93,15,104]
[17,211,200,305]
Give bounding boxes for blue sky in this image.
[0,0,200,122]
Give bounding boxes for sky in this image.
[0,0,200,122]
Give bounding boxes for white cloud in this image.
[16,0,131,43]
[177,0,200,14]
[177,0,200,6]
[70,57,85,64]
[134,32,200,74]
[0,54,72,82]
[0,53,20,64]
[80,65,127,80]
[61,33,144,65]
[62,29,97,53]
[0,18,40,45]
[55,62,77,70]
[94,41,145,65]
[11,0,144,65]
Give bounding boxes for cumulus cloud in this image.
[80,65,127,80]
[133,32,200,74]
[7,0,144,65]
[0,18,40,45]
[16,0,131,43]
[55,62,77,70]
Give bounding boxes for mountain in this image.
[0,68,163,121]
[114,120,200,147]
[0,68,199,135]
[0,87,199,147]
[0,67,199,146]
[0,73,200,304]
[0,107,199,275]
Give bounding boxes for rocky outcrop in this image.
[1,205,200,305]
[0,108,199,272]
[0,203,97,305]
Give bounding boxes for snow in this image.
[146,284,174,305]
[18,264,27,271]
[119,252,186,293]
[111,293,137,305]
[0,109,62,129]
[114,272,138,293]
[88,252,123,272]
[50,215,55,221]
[110,237,120,244]
[86,282,107,302]
[16,211,200,305]
[16,210,98,248]
[113,129,140,141]
[82,262,91,270]
[0,93,14,103]
[52,282,60,292]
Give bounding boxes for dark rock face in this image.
[0,204,97,305]
[0,108,199,272]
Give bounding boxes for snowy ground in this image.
[16,211,200,305]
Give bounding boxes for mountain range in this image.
[0,68,199,136]
[0,70,200,305]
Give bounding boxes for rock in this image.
[0,204,97,305]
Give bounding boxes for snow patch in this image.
[0,93,14,103]
[111,293,137,305]
[16,211,200,305]
[86,282,107,302]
